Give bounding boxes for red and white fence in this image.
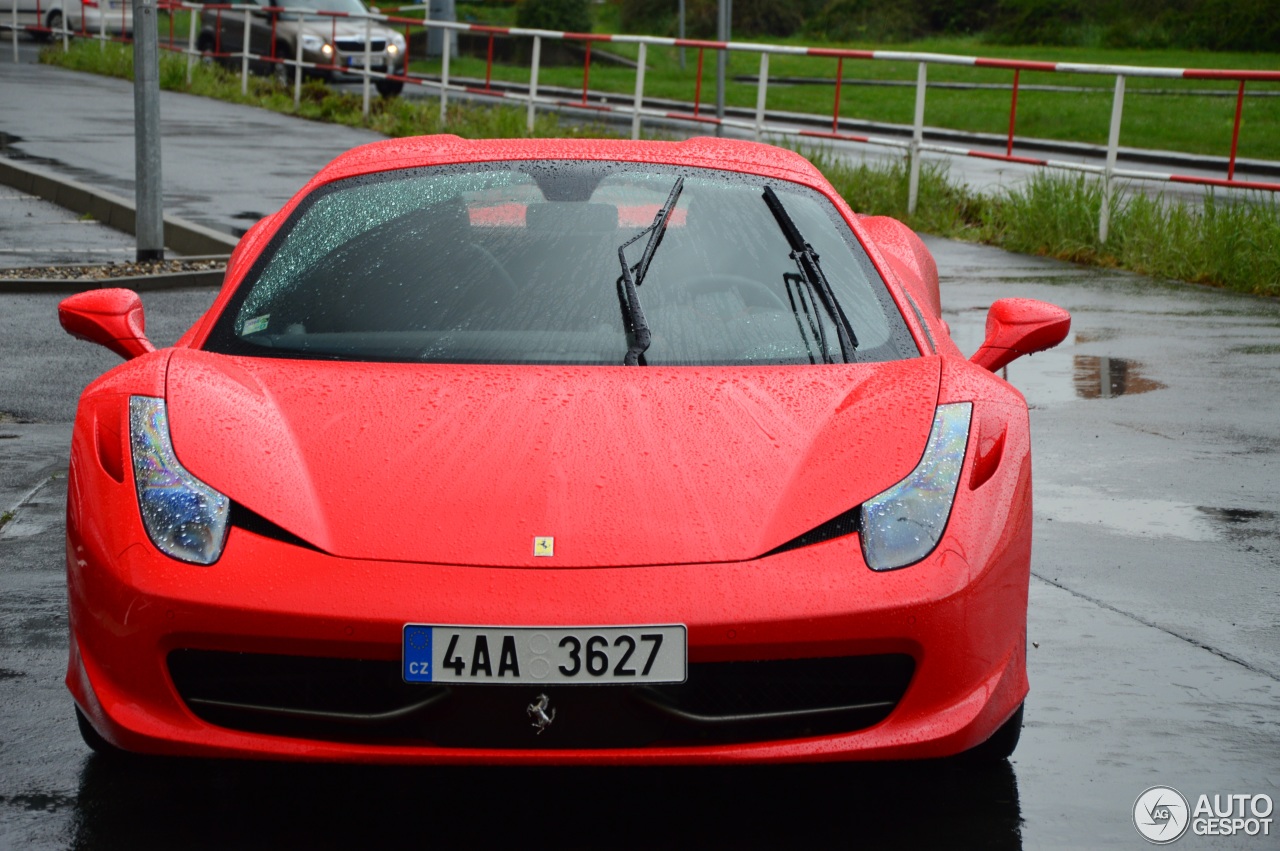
[9,0,1280,241]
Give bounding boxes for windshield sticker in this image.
[242,314,270,336]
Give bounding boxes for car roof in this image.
[301,136,832,196]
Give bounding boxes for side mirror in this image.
[58,289,157,361]
[970,298,1070,373]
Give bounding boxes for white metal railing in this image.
[9,0,1280,242]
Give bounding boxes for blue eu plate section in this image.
[403,625,433,682]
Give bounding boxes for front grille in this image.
[169,650,914,749]
[334,39,387,53]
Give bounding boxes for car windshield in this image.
[205,162,918,366]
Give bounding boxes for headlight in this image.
[300,34,327,52]
[130,396,230,565]
[386,42,399,56]
[860,403,971,571]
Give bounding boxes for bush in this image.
[986,0,1085,46]
[515,0,591,33]
[617,0,818,39]
[803,0,924,43]
[616,0,668,34]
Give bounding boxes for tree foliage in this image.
[613,0,1280,51]
[516,0,592,34]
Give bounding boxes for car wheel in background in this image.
[196,32,216,64]
[376,78,404,97]
[273,42,293,87]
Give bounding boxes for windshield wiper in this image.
[616,177,684,366]
[762,186,858,363]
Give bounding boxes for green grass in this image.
[409,34,1280,161]
[805,148,1280,296]
[40,38,1280,297]
[43,38,612,139]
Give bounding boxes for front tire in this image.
[75,706,130,758]
[196,31,217,66]
[376,78,404,97]
[272,42,294,88]
[960,703,1023,762]
[46,10,64,40]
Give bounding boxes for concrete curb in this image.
[0,155,241,257]
[0,268,225,293]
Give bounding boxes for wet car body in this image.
[59,136,1070,764]
[196,0,407,96]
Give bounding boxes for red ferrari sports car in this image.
[59,136,1069,764]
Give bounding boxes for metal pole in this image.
[631,41,646,140]
[1228,80,1246,180]
[240,8,251,95]
[675,0,686,69]
[293,23,302,106]
[98,0,105,49]
[439,25,450,124]
[362,15,371,116]
[1006,68,1020,156]
[907,61,926,216]
[60,3,68,51]
[527,34,540,133]
[1099,74,1125,244]
[714,0,726,136]
[132,0,164,261]
[186,4,196,84]
[12,0,19,64]
[753,52,768,142]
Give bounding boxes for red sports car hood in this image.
[165,351,941,567]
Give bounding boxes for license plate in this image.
[403,624,687,685]
[347,56,385,69]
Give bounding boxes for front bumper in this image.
[67,510,1029,765]
[308,49,408,82]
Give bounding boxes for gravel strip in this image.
[0,258,226,281]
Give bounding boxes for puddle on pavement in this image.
[1070,356,1165,399]
[991,351,1164,405]
[1038,485,1280,544]
[0,131,134,196]
[1073,328,1120,344]
[1197,506,1280,548]
[945,312,1165,405]
[1039,486,1218,541]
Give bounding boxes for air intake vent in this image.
[764,506,861,557]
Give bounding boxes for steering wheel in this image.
[685,273,788,311]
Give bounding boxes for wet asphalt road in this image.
[3,243,1278,850]
[3,39,1280,851]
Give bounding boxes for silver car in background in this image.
[10,0,133,39]
[197,0,408,96]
